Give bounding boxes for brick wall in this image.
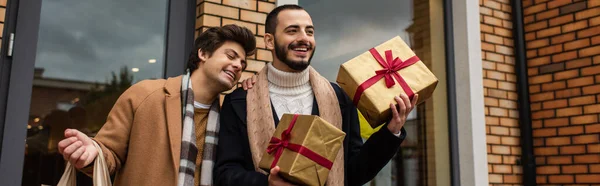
[0,0,6,49]
[481,0,524,185]
[523,0,600,185]
[195,0,276,103]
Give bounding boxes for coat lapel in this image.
[164,76,183,173]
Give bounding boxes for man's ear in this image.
[198,49,208,64]
[265,33,275,50]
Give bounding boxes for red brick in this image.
[529,67,539,76]
[240,10,266,24]
[554,69,579,80]
[534,128,557,137]
[532,102,542,111]
[490,107,509,117]
[562,20,589,33]
[539,62,565,74]
[486,116,500,126]
[503,175,521,184]
[536,9,559,20]
[551,33,576,44]
[592,164,600,173]
[568,76,595,87]
[584,104,600,114]
[537,165,561,174]
[488,154,502,163]
[545,117,569,127]
[491,145,511,155]
[572,115,599,125]
[539,44,564,56]
[534,138,545,146]
[489,174,503,183]
[537,175,547,184]
[591,0,600,7]
[483,15,503,27]
[499,98,517,108]
[483,0,502,10]
[511,146,522,155]
[201,2,240,19]
[493,164,512,174]
[481,42,495,52]
[527,49,538,58]
[583,84,600,95]
[495,45,513,55]
[509,110,519,118]
[560,1,587,14]
[496,63,514,73]
[549,14,574,27]
[524,15,536,25]
[537,26,562,38]
[592,16,600,27]
[531,91,554,102]
[529,74,553,84]
[489,89,508,99]
[257,1,275,13]
[535,147,558,156]
[483,79,498,88]
[487,135,501,145]
[559,126,585,135]
[593,35,600,45]
[589,144,600,153]
[547,155,573,164]
[596,56,600,64]
[575,154,600,163]
[546,136,572,146]
[555,88,582,99]
[580,45,600,57]
[576,7,600,20]
[526,21,549,33]
[570,95,597,106]
[222,0,257,10]
[528,56,551,67]
[502,20,513,29]
[573,134,600,144]
[526,32,536,41]
[565,38,591,51]
[556,107,583,117]
[498,82,516,92]
[543,99,568,109]
[533,110,556,119]
[486,52,505,62]
[548,175,574,184]
[586,123,600,133]
[576,174,600,183]
[493,10,511,20]
[487,70,506,80]
[560,145,586,154]
[563,165,588,174]
[501,2,512,12]
[552,51,578,62]
[548,0,574,9]
[501,136,520,145]
[578,26,600,38]
[484,33,504,44]
[525,3,547,15]
[566,58,593,69]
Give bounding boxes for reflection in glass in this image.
[22,0,168,185]
[300,0,447,185]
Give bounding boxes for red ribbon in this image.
[352,48,420,106]
[267,114,334,170]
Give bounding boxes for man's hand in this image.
[268,166,297,186]
[241,75,257,90]
[387,94,419,134]
[58,129,99,169]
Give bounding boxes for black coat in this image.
[214,83,406,186]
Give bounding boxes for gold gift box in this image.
[336,36,438,127]
[259,114,345,186]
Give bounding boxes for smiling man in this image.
[215,5,417,186]
[57,25,255,186]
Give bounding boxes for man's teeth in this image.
[293,48,308,51]
[225,71,235,79]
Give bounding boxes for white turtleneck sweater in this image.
[267,63,314,120]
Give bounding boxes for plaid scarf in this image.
[178,70,221,186]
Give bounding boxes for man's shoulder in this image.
[226,87,248,102]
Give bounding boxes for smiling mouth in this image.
[223,70,236,81]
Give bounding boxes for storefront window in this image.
[22,0,169,185]
[299,0,450,185]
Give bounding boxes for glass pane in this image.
[22,0,169,185]
[300,0,450,185]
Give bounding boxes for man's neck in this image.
[189,70,219,105]
[272,60,302,73]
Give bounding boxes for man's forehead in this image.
[277,9,313,28]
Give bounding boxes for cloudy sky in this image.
[35,0,168,83]
[300,0,414,81]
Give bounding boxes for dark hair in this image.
[187,24,256,71]
[265,4,305,35]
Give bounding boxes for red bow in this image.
[352,48,420,106]
[267,114,334,170]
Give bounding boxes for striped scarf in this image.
[178,70,221,186]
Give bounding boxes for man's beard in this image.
[274,39,315,71]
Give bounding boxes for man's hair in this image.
[265,4,305,35]
[187,24,256,71]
